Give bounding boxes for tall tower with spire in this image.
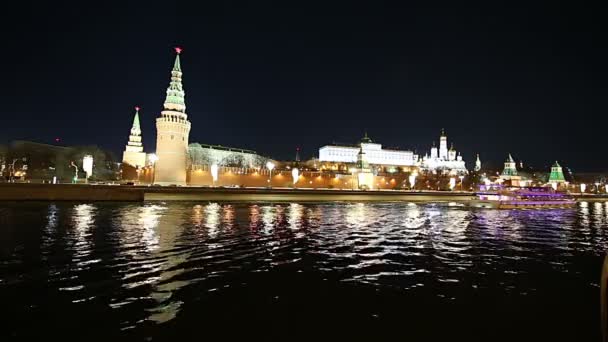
[474,154,481,172]
[439,128,448,160]
[154,47,192,185]
[122,106,147,168]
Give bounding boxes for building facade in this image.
[189,143,266,168]
[122,106,147,168]
[154,48,192,185]
[319,133,416,167]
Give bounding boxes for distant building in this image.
[474,154,481,172]
[319,133,417,167]
[420,129,467,175]
[122,107,147,169]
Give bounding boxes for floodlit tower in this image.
[448,143,456,161]
[122,106,147,168]
[430,141,438,159]
[502,154,518,177]
[548,161,566,183]
[439,128,448,160]
[154,47,192,185]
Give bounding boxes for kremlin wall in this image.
[138,165,413,190]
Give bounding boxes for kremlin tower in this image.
[548,161,566,185]
[154,48,192,185]
[499,153,521,185]
[122,106,146,168]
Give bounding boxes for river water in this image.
[1,201,607,341]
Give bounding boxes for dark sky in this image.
[2,2,607,171]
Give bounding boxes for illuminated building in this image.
[122,106,147,168]
[499,153,522,185]
[420,129,467,175]
[154,48,192,185]
[188,143,265,168]
[319,133,417,167]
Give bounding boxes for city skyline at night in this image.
[1,2,607,171]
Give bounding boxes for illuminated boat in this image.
[472,186,576,209]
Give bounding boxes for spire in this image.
[553,160,561,167]
[507,153,514,162]
[441,128,446,137]
[295,147,300,162]
[162,47,186,114]
[124,106,144,157]
[173,47,182,72]
[132,106,141,132]
[449,143,454,151]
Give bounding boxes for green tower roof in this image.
[163,47,186,112]
[132,107,141,130]
[173,51,181,72]
[549,161,566,182]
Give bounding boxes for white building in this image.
[319,133,416,167]
[420,129,467,175]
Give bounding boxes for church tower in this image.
[439,128,448,160]
[430,141,438,159]
[474,154,481,172]
[122,106,146,168]
[448,143,456,161]
[154,48,192,185]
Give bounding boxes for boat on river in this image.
[472,186,576,209]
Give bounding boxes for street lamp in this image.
[266,161,275,187]
[149,154,159,184]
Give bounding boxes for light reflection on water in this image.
[1,201,608,340]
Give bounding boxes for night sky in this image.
[2,2,607,171]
